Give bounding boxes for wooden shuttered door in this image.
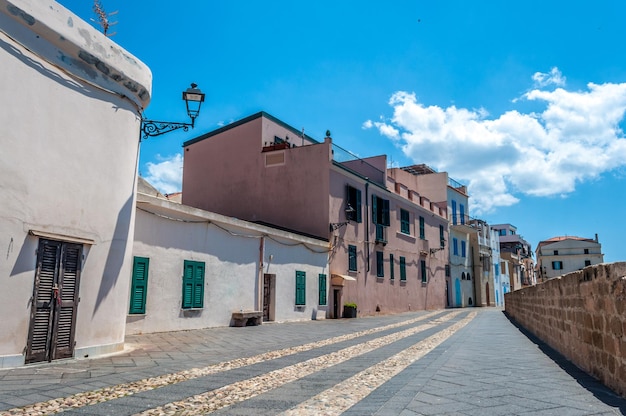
[129,257,149,314]
[182,260,205,309]
[26,239,82,363]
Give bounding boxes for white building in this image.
[0,0,151,367]
[536,235,604,280]
[128,180,330,334]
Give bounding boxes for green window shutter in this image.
[400,256,406,281]
[129,257,149,314]
[419,216,425,239]
[390,254,395,280]
[401,209,410,234]
[440,225,445,247]
[183,260,205,309]
[372,195,378,224]
[295,271,306,305]
[318,274,327,305]
[421,260,427,283]
[355,188,362,223]
[376,251,384,277]
[382,199,390,226]
[348,245,357,271]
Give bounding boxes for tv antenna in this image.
[92,0,118,37]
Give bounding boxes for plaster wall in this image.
[505,262,626,397]
[0,0,150,367]
[329,169,448,316]
[182,116,332,238]
[129,196,329,334]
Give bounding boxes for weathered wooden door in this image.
[263,274,273,321]
[25,239,82,363]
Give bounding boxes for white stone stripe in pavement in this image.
[281,311,477,416]
[5,311,442,415]
[133,311,466,415]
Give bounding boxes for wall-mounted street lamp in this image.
[141,83,205,140]
[330,204,356,232]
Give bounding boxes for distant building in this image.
[536,235,604,280]
[492,224,534,291]
[388,165,474,307]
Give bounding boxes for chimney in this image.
[595,233,598,242]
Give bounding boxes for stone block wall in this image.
[505,262,626,397]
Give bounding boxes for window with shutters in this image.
[129,257,149,314]
[182,260,205,309]
[348,245,357,271]
[346,185,362,222]
[439,225,445,248]
[453,238,459,256]
[420,259,427,283]
[318,274,327,305]
[376,251,384,277]
[372,195,390,226]
[400,209,410,234]
[296,271,306,305]
[461,240,466,258]
[400,256,407,281]
[552,261,563,270]
[419,216,425,239]
[390,254,395,280]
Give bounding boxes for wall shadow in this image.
[503,311,626,414]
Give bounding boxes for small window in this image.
[376,251,384,277]
[129,256,149,314]
[372,195,390,226]
[420,260,427,283]
[439,225,445,247]
[182,260,205,309]
[419,216,425,239]
[296,271,306,305]
[453,238,459,256]
[499,229,506,236]
[445,264,450,277]
[346,185,362,223]
[390,254,395,280]
[462,272,466,280]
[400,256,407,281]
[584,249,589,254]
[460,204,465,225]
[461,240,466,258]
[584,260,591,267]
[348,245,357,271]
[552,261,563,270]
[467,273,471,281]
[553,250,559,255]
[318,274,327,305]
[400,209,410,234]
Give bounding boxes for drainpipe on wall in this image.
[258,236,265,312]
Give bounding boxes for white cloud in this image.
[365,70,626,214]
[144,153,183,194]
[532,67,566,88]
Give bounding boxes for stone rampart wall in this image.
[505,262,626,397]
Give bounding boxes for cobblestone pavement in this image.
[1,308,625,415]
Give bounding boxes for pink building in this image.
[182,112,449,318]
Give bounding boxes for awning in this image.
[332,274,356,281]
[29,229,95,245]
[331,274,356,286]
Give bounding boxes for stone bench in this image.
[231,310,263,327]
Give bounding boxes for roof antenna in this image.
[301,127,305,146]
[92,0,118,37]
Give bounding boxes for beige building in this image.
[536,235,604,280]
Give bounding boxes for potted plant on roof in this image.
[343,302,357,318]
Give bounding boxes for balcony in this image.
[450,214,477,233]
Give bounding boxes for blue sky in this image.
[59,0,626,263]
